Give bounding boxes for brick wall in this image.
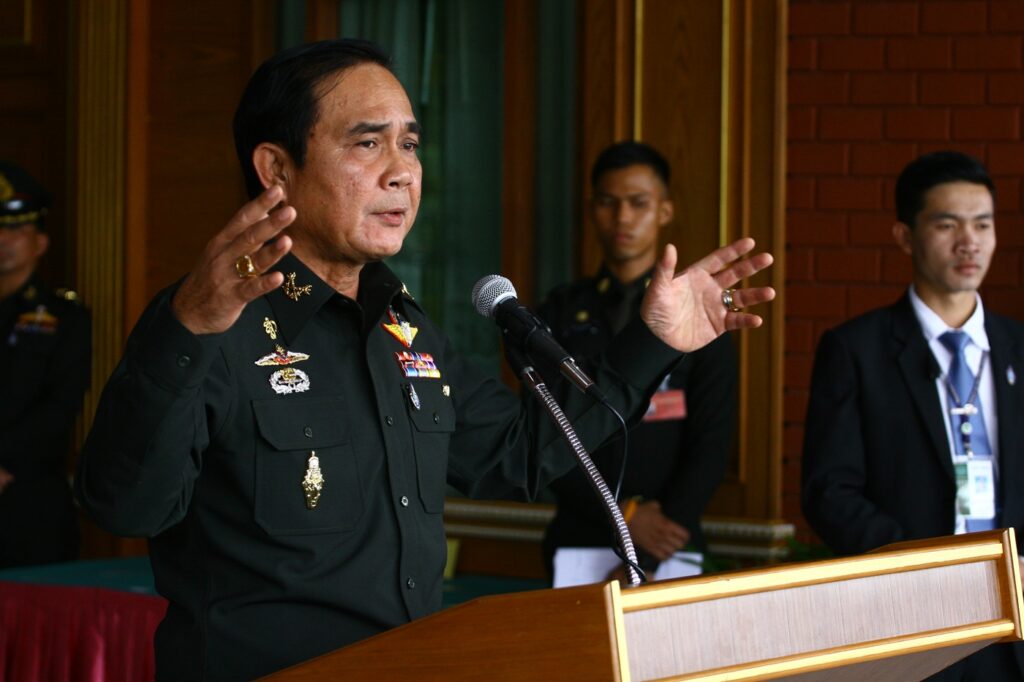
[785,0,1024,540]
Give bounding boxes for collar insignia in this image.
[282,272,313,301]
[597,277,610,294]
[382,307,418,348]
[255,345,310,367]
[263,317,279,340]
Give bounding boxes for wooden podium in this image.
[263,530,1024,681]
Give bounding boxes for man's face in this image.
[894,181,995,298]
[591,164,673,268]
[284,63,422,266]
[0,223,47,278]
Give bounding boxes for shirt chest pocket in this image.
[252,396,364,535]
[404,382,456,514]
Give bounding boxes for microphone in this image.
[471,275,605,400]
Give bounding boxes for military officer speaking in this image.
[76,39,775,681]
[0,161,91,568]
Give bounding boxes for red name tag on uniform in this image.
[643,388,686,422]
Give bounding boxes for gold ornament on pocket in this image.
[302,451,324,509]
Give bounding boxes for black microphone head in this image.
[471,275,517,318]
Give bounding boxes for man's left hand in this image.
[641,238,774,353]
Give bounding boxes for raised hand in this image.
[171,185,296,335]
[640,238,774,353]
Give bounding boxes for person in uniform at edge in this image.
[75,40,774,681]
[0,161,90,568]
[802,151,1024,680]
[538,142,736,581]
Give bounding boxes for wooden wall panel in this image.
[0,0,71,286]
[578,0,787,524]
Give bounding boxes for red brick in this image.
[786,353,816,390]
[988,143,1024,175]
[790,2,851,36]
[993,178,1021,211]
[922,1,988,33]
[954,36,1023,70]
[850,142,918,176]
[789,142,848,174]
[989,74,1024,104]
[954,108,1020,141]
[818,37,885,71]
[789,283,849,319]
[851,73,917,105]
[882,249,914,284]
[847,285,905,317]
[981,287,1024,319]
[784,424,806,457]
[790,73,849,105]
[819,107,884,140]
[790,37,816,71]
[816,248,882,283]
[886,37,952,70]
[786,245,816,281]
[786,320,815,354]
[881,178,898,211]
[813,318,849,340]
[849,212,898,246]
[918,142,986,160]
[853,2,918,35]
[984,251,1019,287]
[885,108,950,140]
[787,178,816,210]
[995,214,1024,246]
[788,106,816,140]
[818,178,884,210]
[920,73,985,106]
[784,393,810,435]
[990,0,1024,32]
[788,211,848,246]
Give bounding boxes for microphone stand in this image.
[505,342,643,587]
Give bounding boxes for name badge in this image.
[643,388,686,423]
[954,456,996,521]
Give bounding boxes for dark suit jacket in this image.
[802,294,1024,676]
[802,294,1024,554]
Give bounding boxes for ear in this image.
[253,143,292,191]
[657,199,675,227]
[33,231,50,259]
[892,222,913,256]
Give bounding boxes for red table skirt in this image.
[0,582,167,682]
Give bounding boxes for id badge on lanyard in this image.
[954,455,996,520]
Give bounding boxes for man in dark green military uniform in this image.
[539,142,737,580]
[0,161,91,568]
[76,40,774,681]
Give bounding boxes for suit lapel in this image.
[892,297,955,481]
[986,314,1022,523]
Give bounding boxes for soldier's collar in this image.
[266,254,411,345]
[595,264,654,296]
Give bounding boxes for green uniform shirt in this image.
[77,254,680,681]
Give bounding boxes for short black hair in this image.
[895,151,995,228]
[590,141,671,190]
[233,39,393,199]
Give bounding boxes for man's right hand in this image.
[171,185,296,335]
[628,500,690,561]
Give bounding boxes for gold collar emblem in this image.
[282,272,313,301]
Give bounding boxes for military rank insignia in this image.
[270,367,311,394]
[255,345,310,367]
[382,307,418,348]
[282,272,313,301]
[302,451,324,509]
[395,351,440,379]
[14,306,58,335]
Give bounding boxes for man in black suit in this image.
[802,151,1024,680]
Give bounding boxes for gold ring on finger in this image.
[721,288,741,313]
[235,254,259,279]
